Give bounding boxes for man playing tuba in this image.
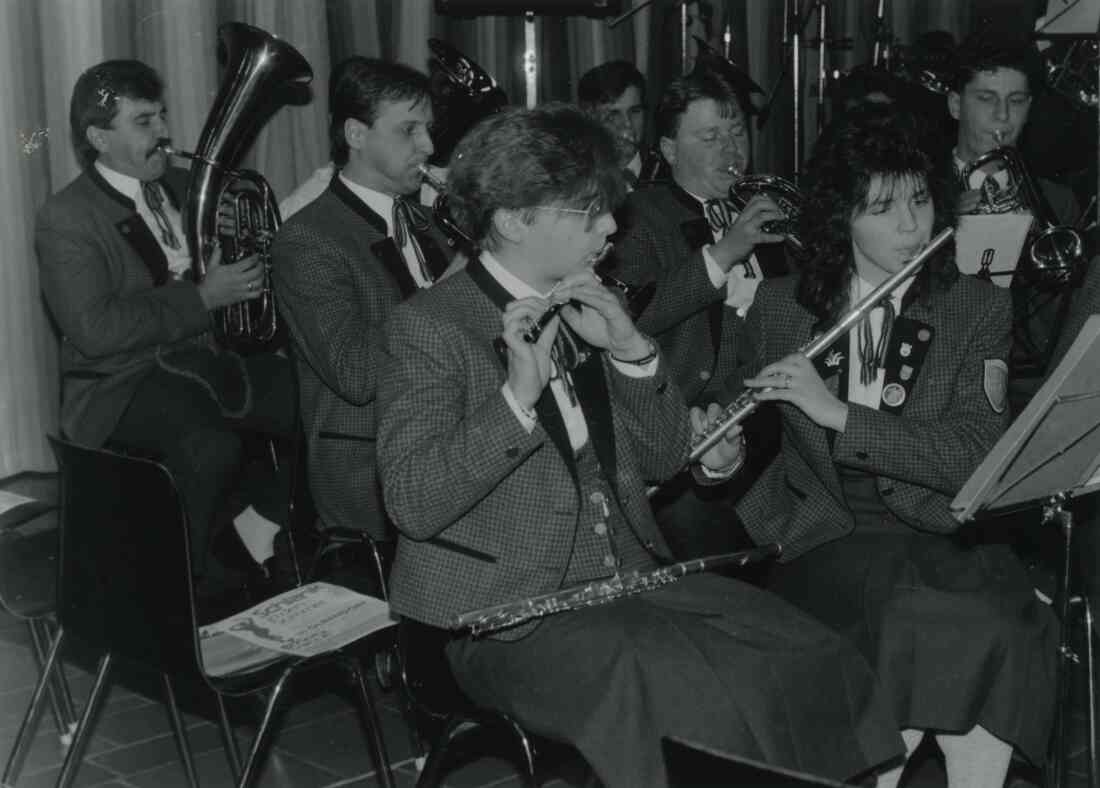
[37,59,297,620]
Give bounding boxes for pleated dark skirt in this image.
[767,472,1058,765]
[447,573,904,788]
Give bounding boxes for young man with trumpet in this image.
[376,102,904,788]
[272,57,454,546]
[948,32,1081,412]
[607,67,790,560]
[37,60,296,616]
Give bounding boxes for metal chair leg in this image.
[1,626,66,787]
[1083,599,1098,788]
[56,651,113,788]
[163,675,198,788]
[414,716,466,788]
[502,717,537,788]
[215,693,242,781]
[27,618,76,746]
[236,666,294,788]
[346,656,395,788]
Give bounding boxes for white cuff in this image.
[702,245,731,289]
[501,383,537,433]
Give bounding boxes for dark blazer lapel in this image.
[879,299,935,415]
[569,348,618,495]
[329,175,420,298]
[88,165,170,286]
[668,183,724,358]
[467,257,578,478]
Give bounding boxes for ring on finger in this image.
[248,281,256,291]
[784,373,792,389]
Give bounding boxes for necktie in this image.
[141,181,181,250]
[857,299,896,385]
[392,196,433,283]
[704,198,735,236]
[704,198,755,278]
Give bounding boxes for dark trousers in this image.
[110,352,295,578]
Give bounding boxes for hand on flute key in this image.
[744,352,848,432]
[502,297,559,411]
[691,402,744,473]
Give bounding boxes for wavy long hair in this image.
[795,104,958,325]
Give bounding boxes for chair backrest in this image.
[48,436,203,678]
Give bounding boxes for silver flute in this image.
[684,226,954,465]
[455,545,781,636]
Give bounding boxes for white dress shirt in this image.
[846,274,915,408]
[480,251,657,451]
[684,187,762,317]
[340,174,433,289]
[96,160,191,278]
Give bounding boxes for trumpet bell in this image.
[729,174,803,249]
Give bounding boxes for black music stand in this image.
[662,737,848,787]
[952,314,1100,788]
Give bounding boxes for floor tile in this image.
[274,705,414,779]
[88,723,224,777]
[125,746,340,788]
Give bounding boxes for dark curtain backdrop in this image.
[0,0,1052,474]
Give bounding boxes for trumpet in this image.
[653,227,953,487]
[728,172,804,251]
[959,144,1084,287]
[417,164,476,252]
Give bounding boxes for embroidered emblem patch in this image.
[900,364,913,381]
[900,342,912,358]
[824,350,844,368]
[983,359,1008,414]
[882,382,907,408]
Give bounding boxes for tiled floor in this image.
[0,472,1095,787]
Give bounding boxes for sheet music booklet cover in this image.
[199,582,396,677]
[954,213,1033,287]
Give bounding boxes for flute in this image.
[683,227,954,465]
[522,242,617,343]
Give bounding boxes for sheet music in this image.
[954,213,1033,287]
[1038,0,1100,35]
[199,582,396,677]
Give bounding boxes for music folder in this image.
[951,314,1100,521]
[954,213,1033,288]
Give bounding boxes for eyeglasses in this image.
[532,200,606,227]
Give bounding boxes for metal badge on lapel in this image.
[879,316,934,414]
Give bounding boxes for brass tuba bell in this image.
[164,22,312,351]
[728,173,805,251]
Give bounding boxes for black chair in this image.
[0,471,78,786]
[397,619,542,788]
[6,437,396,788]
[662,737,849,787]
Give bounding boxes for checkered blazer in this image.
[608,182,788,406]
[737,273,1013,560]
[376,268,688,637]
[271,177,452,539]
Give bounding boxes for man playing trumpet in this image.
[376,102,903,788]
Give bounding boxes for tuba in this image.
[959,144,1084,288]
[729,174,804,251]
[163,22,312,350]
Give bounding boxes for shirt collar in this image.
[339,173,397,226]
[479,250,555,300]
[626,151,642,177]
[95,160,143,202]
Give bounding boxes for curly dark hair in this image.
[796,103,958,324]
[953,30,1044,94]
[447,103,625,251]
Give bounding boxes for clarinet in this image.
[455,545,781,636]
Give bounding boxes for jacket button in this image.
[699,370,712,381]
[602,554,617,568]
[505,447,519,458]
[656,381,668,394]
[594,522,608,536]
